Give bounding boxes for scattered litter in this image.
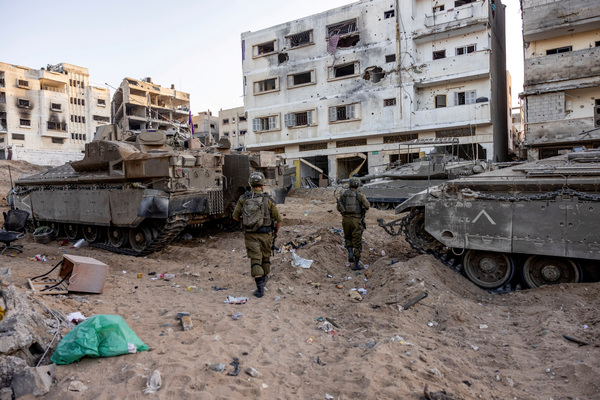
[357,288,367,295]
[212,286,228,291]
[73,238,88,248]
[381,250,386,256]
[143,370,162,394]
[428,321,438,327]
[348,290,362,302]
[159,273,176,279]
[137,273,143,279]
[227,357,240,376]
[34,254,47,262]
[479,324,489,329]
[471,345,479,351]
[325,394,334,400]
[232,312,243,320]
[307,337,313,343]
[68,381,88,392]
[291,253,313,269]
[319,321,334,333]
[208,363,225,372]
[562,334,589,346]
[316,317,324,322]
[245,367,262,378]
[225,296,248,304]
[308,282,321,288]
[67,312,88,324]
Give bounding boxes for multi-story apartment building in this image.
[191,111,219,145]
[241,0,508,181]
[112,77,191,138]
[219,107,248,150]
[521,0,600,160]
[0,62,110,165]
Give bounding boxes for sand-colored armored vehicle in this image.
[378,150,600,290]
[361,152,486,209]
[12,130,293,256]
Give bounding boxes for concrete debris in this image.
[68,380,88,392]
[11,364,55,397]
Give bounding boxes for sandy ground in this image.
[1,160,600,400]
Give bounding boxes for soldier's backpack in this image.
[340,189,361,215]
[242,193,271,232]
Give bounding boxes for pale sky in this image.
[0,0,524,113]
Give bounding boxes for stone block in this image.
[11,364,55,398]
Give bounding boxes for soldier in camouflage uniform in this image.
[233,172,282,298]
[337,177,370,270]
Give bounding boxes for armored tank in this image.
[378,150,600,290]
[361,152,487,209]
[12,130,293,256]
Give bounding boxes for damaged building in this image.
[241,0,509,183]
[219,106,248,150]
[0,62,110,166]
[191,111,219,145]
[111,77,191,137]
[521,0,600,160]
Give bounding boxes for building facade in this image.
[241,0,508,182]
[191,111,219,145]
[521,0,600,160]
[0,62,110,165]
[112,77,191,137]
[219,106,248,149]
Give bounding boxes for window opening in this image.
[433,50,446,59]
[546,46,572,55]
[434,5,445,12]
[456,45,476,55]
[285,111,313,127]
[435,95,447,108]
[455,0,476,7]
[252,116,278,132]
[385,54,396,63]
[278,53,289,64]
[289,30,312,47]
[257,41,275,55]
[384,10,395,19]
[327,19,357,37]
[98,99,106,106]
[329,104,356,122]
[20,119,31,127]
[383,98,396,107]
[51,103,61,111]
[334,64,356,78]
[291,71,312,86]
[18,99,30,108]
[12,134,25,140]
[454,91,476,105]
[254,78,277,93]
[52,137,64,144]
[47,121,66,131]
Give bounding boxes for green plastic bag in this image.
[51,314,149,365]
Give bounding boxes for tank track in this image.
[91,217,189,257]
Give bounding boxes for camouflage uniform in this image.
[337,186,370,270]
[233,187,282,296]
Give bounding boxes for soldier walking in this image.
[232,172,282,298]
[337,177,370,270]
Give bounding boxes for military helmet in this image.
[249,171,266,186]
[349,177,361,188]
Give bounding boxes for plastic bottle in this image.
[160,273,176,279]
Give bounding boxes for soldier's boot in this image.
[254,277,265,298]
[263,274,269,284]
[346,247,354,262]
[352,257,363,271]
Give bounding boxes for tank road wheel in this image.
[522,256,582,289]
[107,226,129,248]
[82,225,103,243]
[378,202,391,210]
[129,226,152,252]
[405,209,440,253]
[463,250,514,289]
[63,223,80,241]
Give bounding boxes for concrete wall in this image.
[219,106,247,149]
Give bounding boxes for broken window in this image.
[97,99,106,106]
[20,119,31,127]
[385,54,396,63]
[0,92,6,103]
[383,98,396,107]
[329,104,357,122]
[433,5,445,12]
[546,46,572,55]
[433,50,446,60]
[0,112,6,132]
[18,99,30,108]
[52,137,64,144]
[17,79,29,89]
[239,130,247,135]
[47,121,66,131]
[223,131,229,137]
[435,95,447,108]
[239,116,247,122]
[255,41,276,56]
[93,115,110,122]
[327,19,357,37]
[51,103,62,111]
[210,124,216,129]
[254,78,278,94]
[12,134,25,140]
[0,72,4,88]
[455,0,476,7]
[363,67,385,83]
[454,90,476,106]
[596,41,600,47]
[222,119,229,124]
[288,71,314,87]
[284,110,314,127]
[252,115,279,132]
[594,99,600,128]
[82,99,85,106]
[436,127,473,137]
[331,62,358,79]
[288,30,313,48]
[456,45,476,55]
[384,10,395,19]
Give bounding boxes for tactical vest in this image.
[340,189,361,215]
[242,193,272,232]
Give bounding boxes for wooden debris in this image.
[562,334,589,346]
[401,292,428,310]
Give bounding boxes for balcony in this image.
[412,102,490,130]
[412,51,490,88]
[523,0,600,41]
[414,2,488,42]
[524,47,600,89]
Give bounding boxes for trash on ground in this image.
[67,311,88,324]
[225,296,248,304]
[72,238,88,248]
[143,370,162,394]
[291,252,313,269]
[348,289,363,302]
[51,314,149,365]
[227,357,240,376]
[232,312,243,320]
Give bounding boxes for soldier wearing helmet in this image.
[232,171,282,298]
[337,176,370,270]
